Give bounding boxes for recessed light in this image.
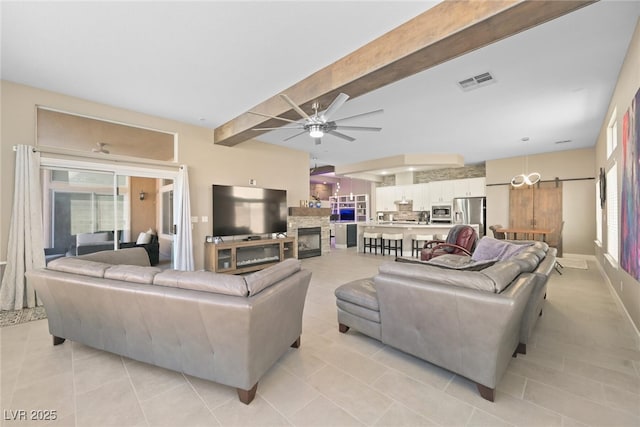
[381,171,388,175]
[408,167,415,171]
[521,137,530,142]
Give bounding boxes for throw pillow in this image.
[472,237,532,261]
[136,232,152,245]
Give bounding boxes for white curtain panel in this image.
[0,145,46,310]
[173,165,194,271]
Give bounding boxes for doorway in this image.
[41,167,174,266]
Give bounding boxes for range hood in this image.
[395,197,412,205]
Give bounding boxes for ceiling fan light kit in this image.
[308,124,324,138]
[249,92,382,144]
[92,142,109,154]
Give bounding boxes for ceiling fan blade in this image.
[335,125,382,132]
[248,111,299,123]
[283,130,308,142]
[328,130,356,142]
[333,109,384,123]
[321,93,349,121]
[314,138,322,145]
[253,126,304,131]
[280,94,311,120]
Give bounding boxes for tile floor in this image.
[1,249,639,426]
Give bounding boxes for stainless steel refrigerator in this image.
[452,197,486,238]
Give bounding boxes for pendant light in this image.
[511,147,541,187]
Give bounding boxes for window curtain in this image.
[0,145,46,310]
[173,165,194,270]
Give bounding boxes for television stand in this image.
[204,237,297,274]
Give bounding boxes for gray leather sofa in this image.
[335,240,556,402]
[26,248,311,404]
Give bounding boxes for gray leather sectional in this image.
[26,248,311,404]
[335,240,556,402]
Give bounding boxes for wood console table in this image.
[205,237,297,274]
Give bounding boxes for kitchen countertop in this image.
[359,222,457,228]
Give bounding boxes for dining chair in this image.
[489,224,506,240]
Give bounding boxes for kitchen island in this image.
[330,222,358,249]
[356,222,480,256]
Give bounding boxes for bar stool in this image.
[382,233,404,256]
[411,234,434,258]
[363,232,382,254]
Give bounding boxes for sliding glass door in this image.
[44,169,127,255]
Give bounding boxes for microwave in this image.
[431,204,452,222]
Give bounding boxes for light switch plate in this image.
[191,216,198,223]
[201,216,208,223]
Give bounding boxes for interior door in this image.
[533,182,563,248]
[509,186,534,228]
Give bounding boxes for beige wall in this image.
[486,147,596,255]
[593,20,640,333]
[130,176,157,239]
[0,81,309,270]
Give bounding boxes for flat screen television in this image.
[339,208,355,222]
[212,185,287,237]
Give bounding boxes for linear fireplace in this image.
[298,227,321,259]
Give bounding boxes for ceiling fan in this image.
[92,142,109,154]
[250,93,382,145]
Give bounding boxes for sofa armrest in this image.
[76,242,116,256]
[119,241,159,265]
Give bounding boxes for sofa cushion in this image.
[105,265,162,284]
[244,259,301,296]
[472,237,533,261]
[47,257,111,278]
[397,255,498,271]
[510,252,539,273]
[378,261,498,292]
[153,270,248,296]
[335,278,379,311]
[479,260,523,292]
[520,246,547,261]
[136,232,152,245]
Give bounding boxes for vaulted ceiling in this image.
[2,1,639,175]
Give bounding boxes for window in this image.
[161,189,174,236]
[37,107,177,162]
[595,180,602,244]
[606,164,618,263]
[606,109,617,158]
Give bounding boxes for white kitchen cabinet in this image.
[453,177,486,198]
[467,177,486,196]
[429,181,454,205]
[375,186,397,211]
[375,178,486,212]
[412,183,430,211]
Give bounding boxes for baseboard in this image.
[594,256,640,347]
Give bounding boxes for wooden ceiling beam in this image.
[213,0,596,147]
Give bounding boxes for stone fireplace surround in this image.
[287,208,331,256]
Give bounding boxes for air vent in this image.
[457,72,496,92]
[554,139,572,145]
